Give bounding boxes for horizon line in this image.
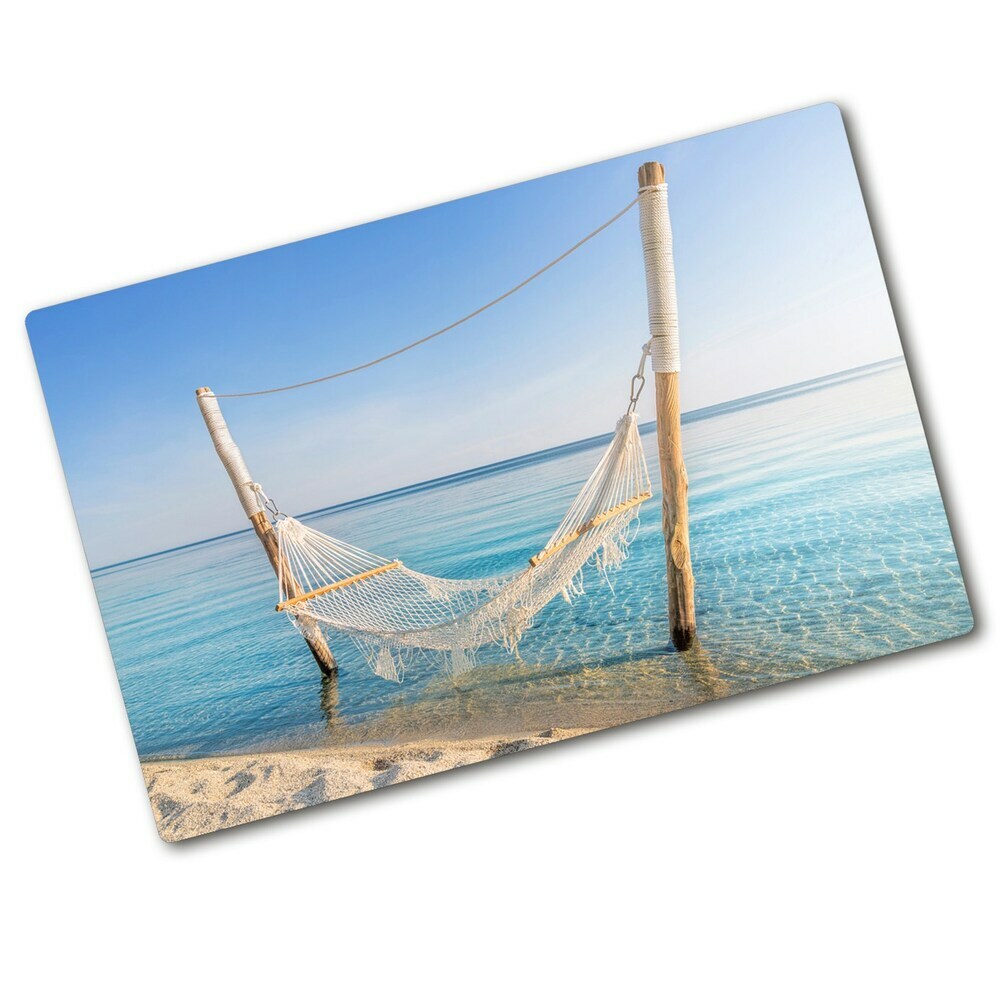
[93,355,904,573]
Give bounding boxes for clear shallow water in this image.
[94,358,972,760]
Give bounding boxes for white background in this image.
[1,3,996,997]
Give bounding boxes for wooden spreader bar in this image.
[276,560,402,612]
[528,491,652,568]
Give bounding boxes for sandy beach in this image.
[143,726,592,841]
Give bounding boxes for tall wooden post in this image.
[195,387,337,676]
[637,162,696,651]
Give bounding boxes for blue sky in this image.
[29,103,902,568]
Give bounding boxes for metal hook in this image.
[627,374,646,414]
[253,483,285,524]
[626,339,653,414]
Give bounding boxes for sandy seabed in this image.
[142,727,592,841]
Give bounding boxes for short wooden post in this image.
[637,162,696,650]
[195,387,337,676]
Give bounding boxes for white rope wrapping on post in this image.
[637,182,680,373]
[195,391,263,518]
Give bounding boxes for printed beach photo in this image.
[27,104,972,841]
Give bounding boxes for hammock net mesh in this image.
[274,411,651,681]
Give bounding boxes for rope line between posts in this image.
[209,197,640,398]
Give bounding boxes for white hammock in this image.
[273,411,651,682]
[196,183,684,679]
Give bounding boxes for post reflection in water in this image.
[680,639,730,703]
[320,673,339,730]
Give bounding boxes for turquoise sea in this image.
[93,358,972,761]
